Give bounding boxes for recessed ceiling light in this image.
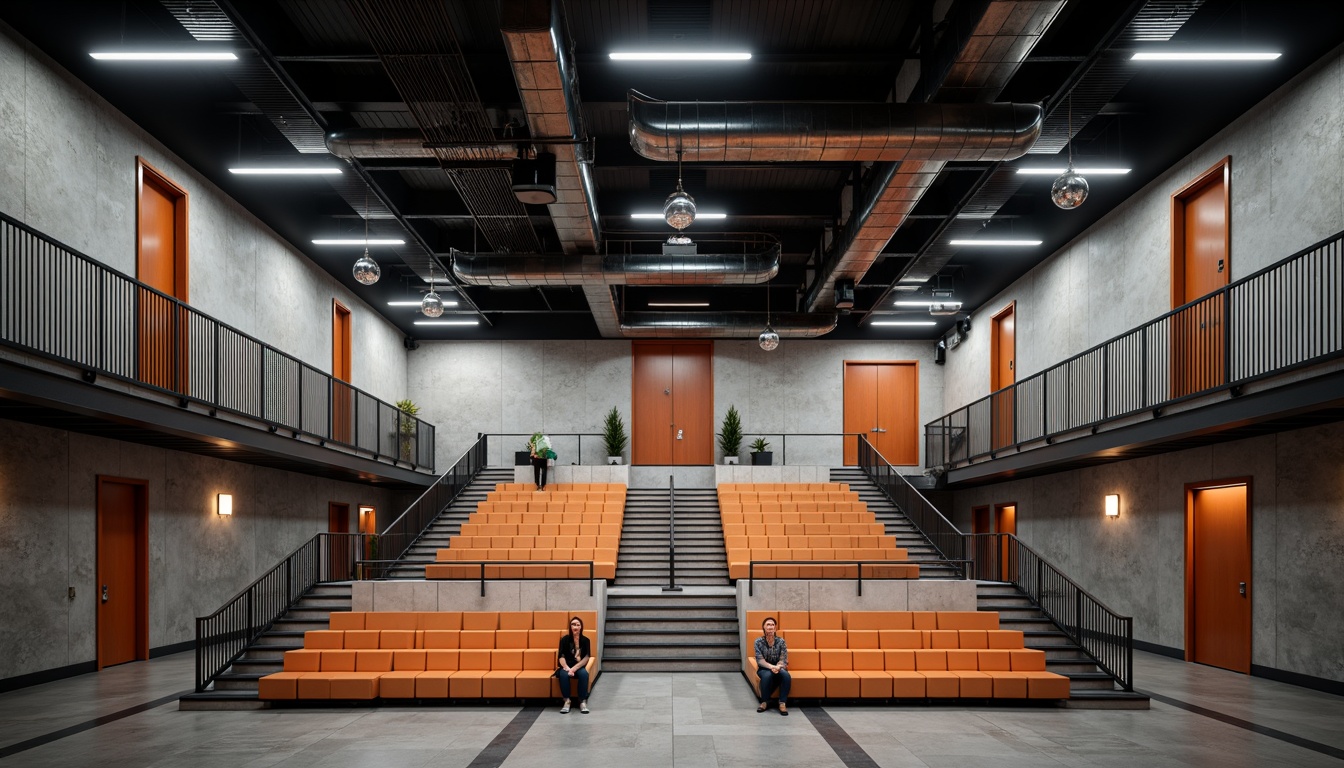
[649,302,710,307]
[632,212,727,219]
[1016,167,1130,175]
[229,167,342,175]
[413,320,479,326]
[1131,52,1280,61]
[389,300,457,307]
[610,52,751,62]
[947,239,1042,247]
[872,320,938,327]
[312,238,405,246]
[90,51,238,61]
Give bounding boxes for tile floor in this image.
[1,650,1341,767]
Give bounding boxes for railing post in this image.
[1222,285,1232,386]
[664,476,682,592]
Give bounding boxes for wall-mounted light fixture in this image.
[1104,494,1120,518]
[217,493,233,516]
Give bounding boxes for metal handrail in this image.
[927,228,1344,470]
[718,432,869,465]
[494,432,601,463]
[857,436,966,569]
[0,209,436,471]
[967,533,1134,691]
[746,559,967,596]
[194,532,365,692]
[664,476,681,591]
[377,435,487,565]
[413,561,596,597]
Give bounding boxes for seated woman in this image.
[556,616,591,714]
[754,616,791,715]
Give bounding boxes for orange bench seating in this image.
[742,611,1069,700]
[259,610,598,701]
[719,483,850,492]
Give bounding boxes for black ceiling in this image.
[3,0,1340,342]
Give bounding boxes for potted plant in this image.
[395,399,419,462]
[602,406,628,464]
[719,405,743,464]
[750,437,773,466]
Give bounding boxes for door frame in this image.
[1170,156,1231,309]
[841,360,920,466]
[1184,477,1252,671]
[989,302,1016,392]
[990,303,1016,450]
[631,340,713,465]
[136,157,190,301]
[95,476,150,670]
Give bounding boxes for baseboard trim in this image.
[1,641,196,693]
[1133,639,1184,659]
[1251,664,1344,697]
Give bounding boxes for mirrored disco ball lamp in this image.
[758,326,780,351]
[1051,165,1089,209]
[663,187,696,230]
[353,249,381,285]
[420,290,444,317]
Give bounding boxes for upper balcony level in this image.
[0,211,436,488]
[926,229,1344,487]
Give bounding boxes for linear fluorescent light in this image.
[229,167,342,175]
[649,302,710,307]
[389,300,457,307]
[413,320,479,326]
[894,300,962,307]
[948,239,1042,247]
[1016,167,1131,175]
[872,320,937,327]
[631,212,728,219]
[1132,52,1280,61]
[610,52,751,62]
[90,51,238,61]
[311,238,405,246]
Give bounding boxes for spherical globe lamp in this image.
[758,326,780,351]
[353,250,381,285]
[1051,167,1089,210]
[420,290,444,317]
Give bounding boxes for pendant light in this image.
[1051,92,1089,210]
[421,264,444,317]
[663,148,697,230]
[758,282,779,351]
[352,187,381,285]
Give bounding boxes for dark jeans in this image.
[556,666,589,700]
[757,667,791,703]
[531,456,548,488]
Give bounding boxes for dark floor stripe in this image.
[465,706,544,768]
[1139,689,1344,761]
[802,707,881,768]
[0,689,191,760]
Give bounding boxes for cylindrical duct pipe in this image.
[620,312,837,338]
[452,247,780,287]
[326,129,519,161]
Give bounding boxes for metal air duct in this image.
[620,312,837,339]
[453,247,780,287]
[325,129,519,162]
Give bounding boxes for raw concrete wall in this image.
[949,420,1344,684]
[942,44,1344,413]
[0,21,408,404]
[0,418,409,683]
[408,339,942,471]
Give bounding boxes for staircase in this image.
[978,583,1148,708]
[614,488,729,586]
[387,466,516,578]
[601,590,740,672]
[830,467,961,578]
[179,582,351,709]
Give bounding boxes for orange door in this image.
[1172,159,1229,396]
[328,502,352,581]
[97,478,147,669]
[993,503,1017,581]
[136,160,188,392]
[991,304,1016,450]
[359,506,377,560]
[1189,483,1250,673]
[332,301,353,444]
[631,341,712,464]
[843,362,918,465]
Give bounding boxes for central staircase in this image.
[388,466,515,578]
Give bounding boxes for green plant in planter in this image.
[602,407,628,462]
[750,437,770,454]
[395,399,420,461]
[719,405,743,462]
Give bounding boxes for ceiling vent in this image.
[512,153,558,204]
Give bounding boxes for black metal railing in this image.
[409,561,597,596]
[494,432,601,465]
[746,559,965,596]
[664,476,681,591]
[967,533,1134,691]
[0,210,435,471]
[927,229,1344,469]
[376,435,488,568]
[719,432,866,465]
[194,532,366,692]
[857,436,965,568]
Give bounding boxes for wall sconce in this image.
[217,493,233,516]
[1104,494,1120,518]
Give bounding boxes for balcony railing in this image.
[927,229,1344,469]
[0,211,434,471]
[857,436,965,569]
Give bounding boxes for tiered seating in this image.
[425,483,626,580]
[743,610,1070,700]
[719,483,918,580]
[258,610,598,701]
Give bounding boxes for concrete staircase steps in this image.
[828,468,963,579]
[602,591,740,672]
[386,467,515,578]
[615,488,729,588]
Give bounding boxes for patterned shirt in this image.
[754,635,788,668]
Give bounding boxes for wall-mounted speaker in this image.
[511,152,557,204]
[834,278,855,311]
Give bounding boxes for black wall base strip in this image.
[802,707,881,768]
[1140,690,1344,762]
[0,689,191,760]
[465,706,544,768]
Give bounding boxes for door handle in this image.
[101,584,109,603]
[676,429,683,440]
[875,428,887,433]
[1239,582,1247,596]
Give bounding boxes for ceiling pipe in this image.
[326,129,520,162]
[620,312,837,339]
[452,247,780,287]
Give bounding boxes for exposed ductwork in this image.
[628,93,1043,164]
[453,248,780,287]
[326,129,520,163]
[620,312,837,339]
